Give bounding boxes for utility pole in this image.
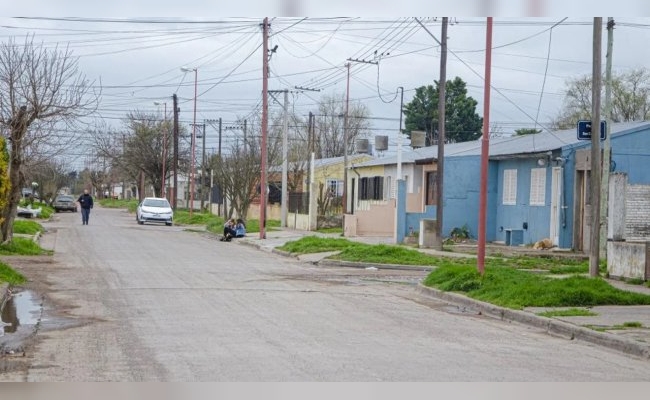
[201,122,206,211]
[172,93,179,209]
[269,88,290,227]
[477,17,493,275]
[343,62,350,214]
[434,17,448,251]
[600,17,615,259]
[260,17,269,239]
[281,90,289,227]
[397,87,404,179]
[342,57,377,214]
[590,18,603,277]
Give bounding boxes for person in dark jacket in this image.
[77,189,94,225]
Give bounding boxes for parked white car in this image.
[136,197,173,226]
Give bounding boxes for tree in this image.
[403,77,483,145]
[0,36,97,243]
[92,112,179,199]
[553,67,650,129]
[515,128,542,136]
[313,92,371,158]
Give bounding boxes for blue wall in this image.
[494,158,556,246]
[442,156,498,241]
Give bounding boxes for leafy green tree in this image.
[403,77,483,145]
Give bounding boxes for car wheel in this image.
[54,209,59,213]
[166,222,172,226]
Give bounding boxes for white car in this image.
[136,197,173,226]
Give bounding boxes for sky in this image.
[3,1,650,167]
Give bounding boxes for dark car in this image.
[53,195,77,212]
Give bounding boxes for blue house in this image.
[346,121,650,251]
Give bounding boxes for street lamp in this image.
[154,101,167,199]
[181,66,198,217]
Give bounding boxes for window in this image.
[384,176,392,199]
[503,169,517,205]
[425,171,438,205]
[530,168,546,206]
[359,176,384,200]
[326,179,343,197]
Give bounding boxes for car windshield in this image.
[56,196,73,202]
[142,199,170,208]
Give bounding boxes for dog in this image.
[533,238,554,250]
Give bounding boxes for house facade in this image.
[345,121,650,252]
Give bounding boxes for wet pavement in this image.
[239,228,650,360]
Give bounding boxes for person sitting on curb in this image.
[235,218,246,238]
[220,218,236,242]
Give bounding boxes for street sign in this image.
[577,120,607,140]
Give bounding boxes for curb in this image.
[416,283,650,360]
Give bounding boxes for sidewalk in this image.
[240,228,650,360]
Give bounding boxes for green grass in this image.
[423,265,650,309]
[333,244,441,266]
[624,277,646,285]
[0,261,26,284]
[99,198,139,213]
[13,220,44,235]
[278,236,364,254]
[623,321,643,328]
[0,237,52,256]
[537,308,599,317]
[173,209,220,226]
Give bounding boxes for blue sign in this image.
[577,120,607,140]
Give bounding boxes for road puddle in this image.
[1,290,41,336]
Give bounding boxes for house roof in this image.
[269,153,373,172]
[353,121,650,168]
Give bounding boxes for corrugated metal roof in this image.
[354,121,650,168]
[269,153,372,172]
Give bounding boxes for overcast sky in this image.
[3,4,650,165]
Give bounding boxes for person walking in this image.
[77,189,94,225]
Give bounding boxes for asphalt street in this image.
[2,206,649,381]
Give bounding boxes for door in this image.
[549,167,562,246]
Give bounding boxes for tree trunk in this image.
[1,133,25,243]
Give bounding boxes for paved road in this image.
[5,207,650,381]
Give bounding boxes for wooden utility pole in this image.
[172,93,179,209]
[477,17,493,275]
[600,17,615,259]
[260,17,269,239]
[434,17,448,250]
[590,18,603,277]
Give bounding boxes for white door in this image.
[549,167,562,246]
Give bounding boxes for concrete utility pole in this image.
[434,17,448,251]
[590,18,603,277]
[343,58,377,215]
[269,89,290,227]
[477,17,493,275]
[260,17,269,239]
[599,17,615,259]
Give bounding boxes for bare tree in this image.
[0,36,97,242]
[27,158,75,202]
[92,112,181,199]
[314,92,371,158]
[553,67,650,129]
